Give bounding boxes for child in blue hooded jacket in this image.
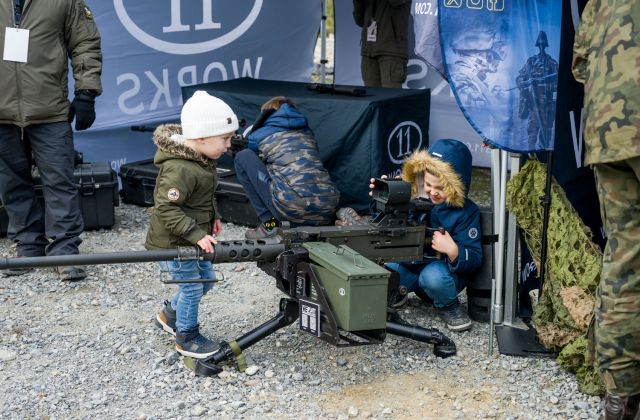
[385,139,482,331]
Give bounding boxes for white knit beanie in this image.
[180,91,239,139]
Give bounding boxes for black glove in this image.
[68,90,96,130]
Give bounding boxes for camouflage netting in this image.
[506,160,605,396]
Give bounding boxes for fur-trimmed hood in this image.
[401,139,472,208]
[152,124,214,168]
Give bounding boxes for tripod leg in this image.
[386,320,457,358]
[189,298,299,376]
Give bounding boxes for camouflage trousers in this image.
[593,156,640,396]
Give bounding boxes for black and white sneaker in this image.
[154,300,176,336]
[175,327,220,359]
[437,300,472,332]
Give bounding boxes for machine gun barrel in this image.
[0,240,286,270]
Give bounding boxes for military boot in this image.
[603,392,640,420]
[55,266,87,281]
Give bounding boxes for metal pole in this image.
[489,276,496,355]
[493,149,508,325]
[320,0,328,83]
[491,148,502,253]
[503,154,522,326]
[538,151,554,293]
[488,148,501,355]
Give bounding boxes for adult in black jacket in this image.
[353,0,411,88]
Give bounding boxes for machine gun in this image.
[0,179,456,376]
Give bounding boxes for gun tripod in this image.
[188,259,457,376]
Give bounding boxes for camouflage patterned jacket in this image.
[247,104,340,225]
[572,0,640,164]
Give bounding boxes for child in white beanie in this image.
[145,90,238,358]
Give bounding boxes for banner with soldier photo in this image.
[439,0,562,153]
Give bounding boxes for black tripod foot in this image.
[183,356,223,376]
[386,319,457,358]
[433,336,457,358]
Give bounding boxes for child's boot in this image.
[154,300,176,336]
[175,325,220,359]
[437,299,472,332]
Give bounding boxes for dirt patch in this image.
[318,367,521,419]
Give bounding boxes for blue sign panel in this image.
[439,0,562,152]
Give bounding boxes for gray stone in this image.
[191,405,207,416]
[0,349,17,362]
[245,365,260,376]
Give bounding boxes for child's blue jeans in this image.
[386,260,459,308]
[159,260,215,333]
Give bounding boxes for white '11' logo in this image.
[164,0,221,32]
[395,126,413,159]
[114,0,262,54]
[387,121,423,165]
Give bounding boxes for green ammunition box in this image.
[303,242,390,331]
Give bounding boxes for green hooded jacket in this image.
[0,0,102,126]
[145,125,220,250]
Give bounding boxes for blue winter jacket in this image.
[247,104,309,152]
[399,139,483,284]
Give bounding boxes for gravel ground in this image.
[0,193,602,419]
[0,38,602,420]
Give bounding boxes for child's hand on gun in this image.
[368,175,388,196]
[213,219,222,236]
[197,234,218,254]
[431,229,459,262]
